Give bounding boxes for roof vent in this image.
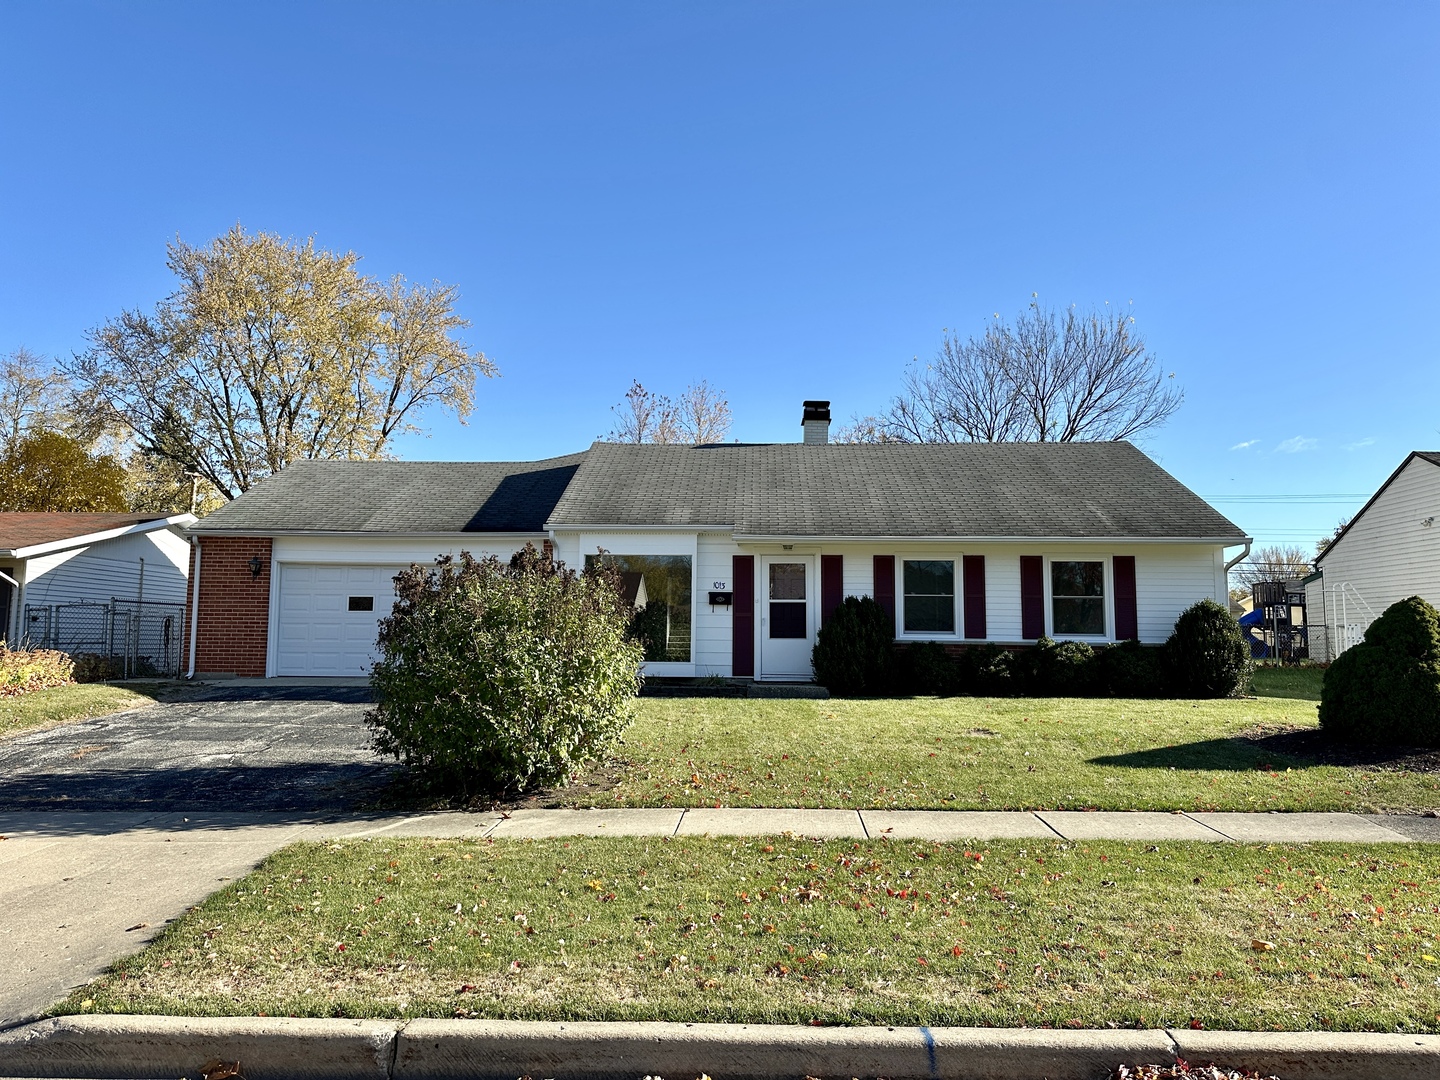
[801,400,831,445]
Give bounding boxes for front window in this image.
[903,559,955,633]
[1051,560,1105,636]
[586,554,693,662]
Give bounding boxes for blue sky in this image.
[2,2,1436,553]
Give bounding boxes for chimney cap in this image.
[801,400,831,423]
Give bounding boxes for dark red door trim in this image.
[1020,555,1045,639]
[732,555,755,677]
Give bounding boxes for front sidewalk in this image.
[1,807,1436,1029]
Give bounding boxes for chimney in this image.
[801,400,831,445]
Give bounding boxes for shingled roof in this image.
[546,441,1247,540]
[0,513,182,555]
[190,454,586,534]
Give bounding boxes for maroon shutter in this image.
[1020,555,1045,639]
[962,555,986,639]
[821,554,843,626]
[873,555,896,631]
[732,555,755,677]
[1113,555,1138,640]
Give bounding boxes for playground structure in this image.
[1240,579,1309,661]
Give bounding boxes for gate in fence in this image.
[22,599,187,678]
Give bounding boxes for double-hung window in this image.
[1050,560,1105,636]
[902,559,955,634]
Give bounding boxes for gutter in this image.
[186,537,201,679]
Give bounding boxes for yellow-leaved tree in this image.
[0,431,129,512]
[67,226,496,500]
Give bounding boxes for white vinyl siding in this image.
[1312,456,1440,657]
[19,528,190,607]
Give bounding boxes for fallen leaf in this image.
[1251,939,1276,952]
[124,923,149,932]
[199,1060,243,1080]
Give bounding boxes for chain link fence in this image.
[22,599,186,678]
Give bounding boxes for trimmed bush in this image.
[1319,596,1440,746]
[954,643,1016,696]
[1022,636,1097,696]
[1094,639,1165,698]
[898,641,957,695]
[0,646,74,697]
[367,545,644,799]
[811,596,895,696]
[1161,599,1252,698]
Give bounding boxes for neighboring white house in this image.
[0,512,196,668]
[1307,451,1440,660]
[185,402,1251,680]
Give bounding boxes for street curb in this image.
[0,1015,1437,1079]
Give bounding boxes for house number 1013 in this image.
[712,581,727,590]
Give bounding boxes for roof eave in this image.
[10,514,197,560]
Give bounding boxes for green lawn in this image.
[555,692,1438,814]
[1251,665,1325,701]
[61,835,1440,1033]
[0,682,176,740]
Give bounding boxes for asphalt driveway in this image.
[0,685,402,812]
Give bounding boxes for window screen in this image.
[902,560,955,633]
[1051,560,1105,635]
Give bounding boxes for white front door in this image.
[275,564,405,676]
[759,556,815,679]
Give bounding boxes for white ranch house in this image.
[183,402,1250,680]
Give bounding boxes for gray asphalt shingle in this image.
[188,442,1245,541]
[547,441,1246,540]
[190,454,585,534]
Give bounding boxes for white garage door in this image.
[275,564,406,677]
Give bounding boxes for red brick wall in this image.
[182,537,272,677]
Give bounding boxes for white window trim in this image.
[1044,554,1113,642]
[896,553,962,640]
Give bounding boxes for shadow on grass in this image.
[1091,727,1440,773]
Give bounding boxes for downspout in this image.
[1223,540,1252,576]
[186,538,201,679]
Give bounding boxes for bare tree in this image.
[1315,517,1351,557]
[607,381,678,444]
[1230,545,1315,590]
[674,380,732,444]
[607,379,732,444]
[0,347,68,452]
[875,300,1182,443]
[832,414,902,444]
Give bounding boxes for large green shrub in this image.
[367,545,644,798]
[1161,599,1252,698]
[1093,639,1165,698]
[0,646,74,697]
[1319,596,1440,746]
[811,596,895,696]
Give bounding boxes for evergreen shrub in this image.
[1161,599,1252,698]
[1319,596,1440,746]
[811,596,895,696]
